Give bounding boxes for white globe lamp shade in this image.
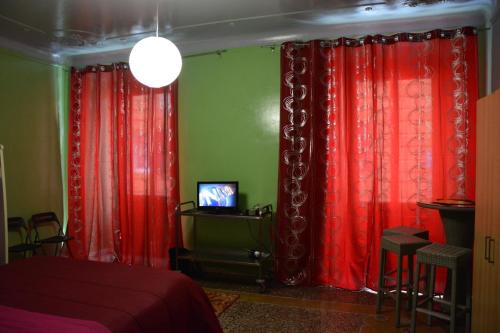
[129,36,182,88]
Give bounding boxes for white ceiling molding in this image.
[0,0,494,66]
[0,36,61,65]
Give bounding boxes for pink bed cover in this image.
[0,256,222,333]
[0,304,111,333]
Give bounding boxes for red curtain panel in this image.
[68,64,180,268]
[276,28,478,290]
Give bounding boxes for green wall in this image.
[0,48,68,228]
[178,46,280,250]
[0,44,279,255]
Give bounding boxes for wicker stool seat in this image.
[410,243,472,333]
[383,226,429,240]
[376,234,432,327]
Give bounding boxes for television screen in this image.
[197,181,238,210]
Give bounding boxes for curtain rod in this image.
[184,49,227,58]
[287,25,489,47]
[185,45,278,58]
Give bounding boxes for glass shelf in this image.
[179,207,271,220]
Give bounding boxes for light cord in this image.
[156,2,159,37]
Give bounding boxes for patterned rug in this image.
[203,287,446,332]
[205,290,240,316]
[219,300,367,333]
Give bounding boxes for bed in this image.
[0,256,222,333]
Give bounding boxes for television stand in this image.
[174,201,273,292]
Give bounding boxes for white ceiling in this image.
[0,0,497,66]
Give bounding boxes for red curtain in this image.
[68,64,180,268]
[276,28,478,290]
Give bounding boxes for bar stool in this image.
[410,243,471,333]
[376,234,432,327]
[383,226,429,240]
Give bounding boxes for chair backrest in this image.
[7,217,31,244]
[8,217,25,230]
[30,212,63,240]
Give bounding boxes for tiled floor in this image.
[199,278,451,333]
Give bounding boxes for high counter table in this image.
[416,201,475,249]
[416,201,475,307]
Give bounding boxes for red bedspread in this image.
[0,256,222,333]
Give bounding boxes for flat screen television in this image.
[197,181,238,211]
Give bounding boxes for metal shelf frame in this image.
[174,201,273,291]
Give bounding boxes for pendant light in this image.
[129,3,182,88]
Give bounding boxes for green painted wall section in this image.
[0,48,69,233]
[0,44,278,256]
[178,46,280,250]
